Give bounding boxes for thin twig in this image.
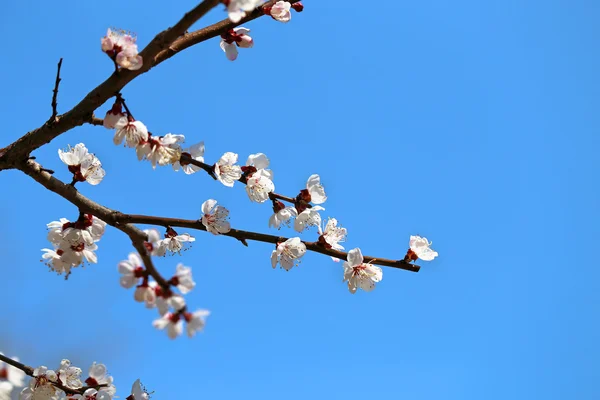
[49,58,63,123]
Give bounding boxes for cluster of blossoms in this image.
[100,28,143,70]
[0,354,25,400]
[42,213,106,278]
[219,1,303,60]
[11,359,148,400]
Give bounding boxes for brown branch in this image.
[49,58,63,123]
[0,0,220,171]
[16,159,170,290]
[154,0,302,66]
[116,214,421,273]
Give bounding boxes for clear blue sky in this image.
[1,0,599,399]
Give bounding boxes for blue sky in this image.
[1,0,599,399]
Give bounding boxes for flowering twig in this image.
[118,213,421,272]
[18,159,171,290]
[0,353,107,396]
[49,58,63,123]
[154,0,302,65]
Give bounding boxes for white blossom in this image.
[143,229,163,256]
[214,152,242,186]
[246,169,275,203]
[0,382,13,400]
[136,134,184,169]
[58,144,105,185]
[319,218,346,251]
[246,153,273,179]
[152,313,183,339]
[306,174,327,204]
[269,203,297,229]
[173,141,204,174]
[101,28,143,70]
[170,264,196,294]
[220,28,253,61]
[294,205,324,232]
[270,237,306,271]
[41,239,98,278]
[270,1,291,22]
[19,366,61,400]
[184,309,210,338]
[201,199,231,234]
[156,293,186,316]
[342,248,382,294]
[128,379,149,400]
[84,363,115,398]
[57,360,82,390]
[408,235,439,261]
[47,214,106,247]
[118,253,144,289]
[226,0,265,23]
[113,119,148,148]
[157,230,195,256]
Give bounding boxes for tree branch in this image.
[16,159,170,290]
[0,0,220,171]
[154,0,302,66]
[116,214,421,272]
[49,58,63,123]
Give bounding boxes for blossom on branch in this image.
[114,118,149,148]
[306,174,327,204]
[103,102,126,129]
[136,134,184,169]
[169,263,196,294]
[19,366,61,400]
[294,205,324,233]
[224,0,265,23]
[266,1,291,22]
[47,214,106,247]
[153,309,209,339]
[173,141,205,174]
[246,169,275,203]
[214,152,242,186]
[101,28,143,70]
[127,379,149,400]
[405,235,438,262]
[245,153,273,179]
[143,229,162,256]
[84,362,116,398]
[220,28,253,61]
[271,237,306,271]
[269,200,297,229]
[118,253,145,288]
[318,217,347,253]
[342,248,382,294]
[157,227,195,256]
[201,199,231,234]
[58,143,105,185]
[57,359,83,390]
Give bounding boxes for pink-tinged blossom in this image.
[246,169,275,203]
[270,237,306,271]
[113,119,149,148]
[118,253,145,289]
[58,143,106,186]
[342,248,382,294]
[101,28,143,70]
[201,199,231,234]
[225,0,265,23]
[152,313,183,339]
[136,134,184,169]
[269,201,297,229]
[294,205,324,232]
[269,1,291,22]
[169,263,196,294]
[214,152,242,186]
[184,309,210,338]
[143,228,162,256]
[219,27,253,61]
[103,102,126,129]
[173,141,205,174]
[406,235,438,261]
